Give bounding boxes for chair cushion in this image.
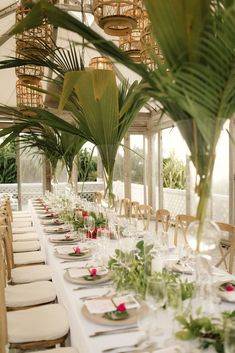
[13,241,40,253]
[5,281,56,308]
[12,221,32,228]
[14,251,44,266]
[12,227,35,234]
[13,233,39,242]
[13,211,31,217]
[33,348,77,353]
[11,265,52,284]
[7,304,69,343]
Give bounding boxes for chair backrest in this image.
[130,201,140,218]
[0,217,14,280]
[94,191,103,204]
[174,214,196,246]
[119,198,131,217]
[216,222,235,274]
[156,209,170,233]
[135,204,153,231]
[0,227,8,353]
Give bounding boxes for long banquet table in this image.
[29,200,235,353]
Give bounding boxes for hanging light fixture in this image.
[16,79,43,108]
[89,56,113,70]
[92,0,143,36]
[15,1,54,109]
[119,13,144,62]
[140,10,164,70]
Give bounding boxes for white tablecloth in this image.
[29,200,235,353]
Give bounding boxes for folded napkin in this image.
[56,246,74,254]
[218,290,235,302]
[68,267,108,278]
[172,263,193,275]
[85,298,116,314]
[146,346,182,353]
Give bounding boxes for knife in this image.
[89,326,138,337]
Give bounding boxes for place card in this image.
[56,246,74,254]
[85,299,116,314]
[112,294,140,310]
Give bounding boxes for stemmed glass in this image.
[84,216,95,239]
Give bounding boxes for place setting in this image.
[64,265,110,284]
[82,293,146,327]
[49,233,79,244]
[54,245,92,261]
[44,225,71,234]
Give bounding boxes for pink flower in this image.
[82,211,89,217]
[74,247,81,254]
[89,268,97,276]
[225,284,234,292]
[116,303,126,312]
[50,213,56,217]
[65,234,70,240]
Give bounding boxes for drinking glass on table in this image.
[166,282,182,337]
[224,318,235,353]
[84,216,95,238]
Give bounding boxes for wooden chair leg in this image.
[174,225,179,247]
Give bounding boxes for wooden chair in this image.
[174,214,196,246]
[134,204,153,231]
[215,222,235,274]
[130,201,140,218]
[119,198,131,218]
[156,209,171,233]
[93,191,103,204]
[0,226,56,311]
[0,220,52,285]
[0,229,70,352]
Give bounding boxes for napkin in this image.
[68,267,108,278]
[85,299,116,314]
[56,246,74,254]
[146,346,182,353]
[172,263,193,275]
[112,294,140,310]
[218,290,235,302]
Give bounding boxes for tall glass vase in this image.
[186,219,221,317]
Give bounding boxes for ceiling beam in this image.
[0,2,17,20]
[0,25,15,46]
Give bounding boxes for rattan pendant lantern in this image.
[89,56,113,70]
[119,15,144,62]
[140,10,164,70]
[15,1,53,109]
[92,0,143,36]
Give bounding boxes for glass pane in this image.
[130,134,144,204]
[162,127,187,218]
[20,146,43,209]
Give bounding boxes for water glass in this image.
[145,277,166,311]
[224,318,235,353]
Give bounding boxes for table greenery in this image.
[176,310,235,353]
[108,240,194,300]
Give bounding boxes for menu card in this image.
[85,294,140,314]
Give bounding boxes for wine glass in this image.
[224,318,235,353]
[84,216,95,238]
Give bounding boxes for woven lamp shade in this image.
[140,24,164,70]
[15,5,53,53]
[16,79,43,108]
[89,57,113,70]
[92,0,142,36]
[15,51,44,80]
[119,15,144,62]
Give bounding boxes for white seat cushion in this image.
[33,348,77,353]
[14,251,45,266]
[12,227,35,234]
[13,241,40,253]
[13,233,39,242]
[12,221,32,228]
[13,211,31,217]
[7,304,69,343]
[5,281,56,308]
[11,265,52,284]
